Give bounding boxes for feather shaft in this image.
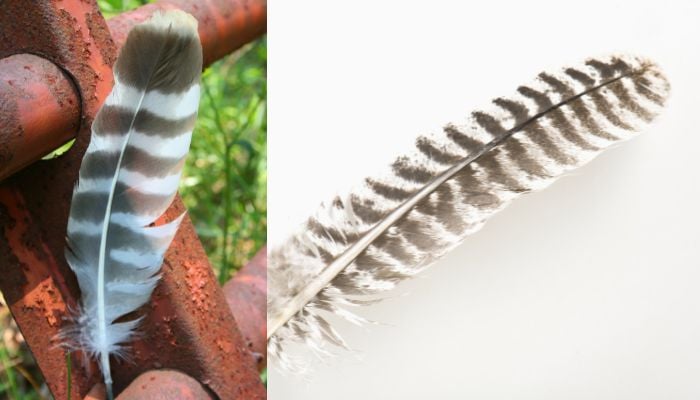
[63,10,202,398]
[268,71,637,337]
[268,54,670,367]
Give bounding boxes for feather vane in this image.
[268,54,670,369]
[63,10,202,398]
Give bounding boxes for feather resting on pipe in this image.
[61,10,202,399]
[267,54,670,370]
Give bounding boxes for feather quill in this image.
[268,54,670,368]
[63,10,202,398]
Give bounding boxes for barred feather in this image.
[63,11,202,399]
[268,54,670,369]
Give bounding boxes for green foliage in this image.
[183,40,267,283]
[0,313,44,400]
[98,0,150,18]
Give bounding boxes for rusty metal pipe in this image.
[224,246,267,371]
[0,0,267,181]
[108,0,268,67]
[0,54,81,181]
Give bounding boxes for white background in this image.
[268,1,700,398]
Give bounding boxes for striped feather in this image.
[63,10,202,399]
[268,54,670,369]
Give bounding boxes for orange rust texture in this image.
[117,370,214,400]
[112,201,265,398]
[0,0,267,181]
[0,1,117,397]
[0,187,95,400]
[0,0,267,398]
[224,246,267,371]
[107,0,267,67]
[0,54,80,180]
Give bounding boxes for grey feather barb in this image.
[268,54,670,369]
[61,10,202,399]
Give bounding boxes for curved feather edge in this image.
[268,54,670,370]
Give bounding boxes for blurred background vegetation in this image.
[0,0,267,398]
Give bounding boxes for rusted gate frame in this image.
[0,0,267,398]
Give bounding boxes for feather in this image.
[267,54,670,369]
[62,10,202,399]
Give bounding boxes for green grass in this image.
[0,0,267,398]
[183,41,267,283]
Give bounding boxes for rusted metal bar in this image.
[0,54,81,181]
[0,0,267,398]
[85,370,215,400]
[0,0,267,182]
[108,0,268,68]
[116,370,215,400]
[80,246,268,399]
[224,246,267,371]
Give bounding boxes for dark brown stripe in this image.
[474,150,529,192]
[452,166,502,211]
[586,58,631,80]
[564,97,615,138]
[517,86,553,112]
[538,74,620,141]
[68,224,164,256]
[444,124,483,153]
[315,244,335,264]
[521,122,576,165]
[372,233,418,265]
[586,91,635,130]
[565,68,596,87]
[307,218,357,245]
[123,147,185,178]
[332,196,344,209]
[69,191,109,222]
[414,184,467,235]
[635,76,666,106]
[69,183,172,223]
[65,232,100,266]
[94,106,196,137]
[350,195,385,224]
[115,181,174,215]
[115,25,202,93]
[585,59,654,121]
[391,156,434,183]
[545,107,600,151]
[415,137,462,165]
[93,106,133,138]
[472,111,507,136]
[79,150,119,180]
[296,232,335,261]
[80,147,184,179]
[503,138,550,178]
[135,109,197,137]
[354,249,411,282]
[493,98,530,126]
[366,178,413,202]
[518,87,599,151]
[539,73,575,97]
[396,217,437,252]
[605,79,654,122]
[330,270,373,295]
